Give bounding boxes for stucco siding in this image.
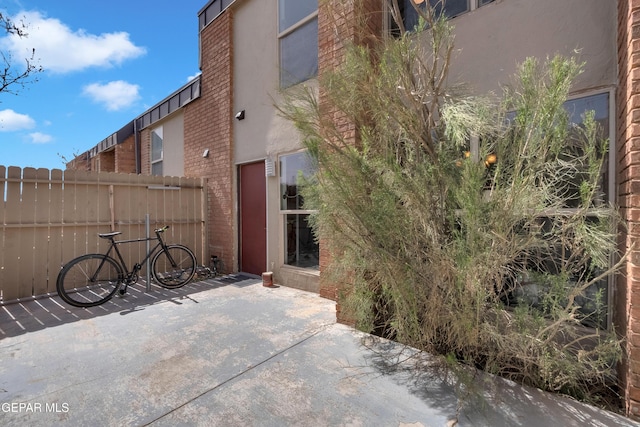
[447,0,616,95]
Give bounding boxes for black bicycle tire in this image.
[56,254,123,307]
[151,245,196,288]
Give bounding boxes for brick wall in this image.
[115,135,137,174]
[183,10,235,273]
[66,137,135,174]
[617,0,640,418]
[140,129,151,176]
[317,0,384,322]
[99,150,115,172]
[66,153,91,171]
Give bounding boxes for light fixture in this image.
[265,157,276,177]
[235,110,245,120]
[202,149,210,158]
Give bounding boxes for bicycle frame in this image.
[96,230,175,286]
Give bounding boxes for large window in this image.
[278,0,318,88]
[151,127,163,176]
[498,92,613,328]
[280,151,319,269]
[398,0,494,32]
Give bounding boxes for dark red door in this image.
[239,161,267,275]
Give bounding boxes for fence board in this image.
[0,167,206,303]
[48,169,64,288]
[33,168,50,296]
[61,169,75,264]
[21,168,37,300]
[95,173,112,255]
[131,174,146,268]
[0,166,5,292]
[4,167,23,300]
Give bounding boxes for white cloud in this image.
[82,80,141,111]
[28,132,53,144]
[187,72,201,82]
[0,109,36,131]
[0,11,146,73]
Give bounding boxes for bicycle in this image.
[195,255,221,279]
[56,226,197,307]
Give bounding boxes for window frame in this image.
[277,0,319,89]
[392,0,495,34]
[579,89,615,329]
[279,150,319,270]
[151,126,163,176]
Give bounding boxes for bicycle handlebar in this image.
[155,225,170,233]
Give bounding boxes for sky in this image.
[0,0,207,170]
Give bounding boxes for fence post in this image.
[146,214,151,292]
[109,185,115,231]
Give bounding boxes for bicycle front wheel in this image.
[56,254,123,307]
[151,245,196,288]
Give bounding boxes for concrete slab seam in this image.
[141,322,335,426]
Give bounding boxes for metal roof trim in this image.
[135,75,202,131]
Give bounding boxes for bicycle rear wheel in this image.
[56,254,122,307]
[151,245,196,288]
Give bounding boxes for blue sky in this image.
[0,0,207,170]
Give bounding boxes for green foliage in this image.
[279,1,624,408]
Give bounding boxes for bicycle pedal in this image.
[119,289,126,296]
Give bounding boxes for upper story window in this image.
[278,0,318,88]
[398,0,494,32]
[151,127,163,176]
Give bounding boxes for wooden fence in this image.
[0,166,207,303]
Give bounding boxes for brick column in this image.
[139,129,151,175]
[317,0,383,323]
[183,10,235,274]
[617,0,640,418]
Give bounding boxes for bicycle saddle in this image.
[98,231,122,239]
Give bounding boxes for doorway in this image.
[238,161,267,275]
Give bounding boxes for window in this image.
[397,0,494,32]
[562,93,610,207]
[497,92,613,328]
[151,127,163,176]
[429,0,469,19]
[280,151,319,269]
[278,0,318,88]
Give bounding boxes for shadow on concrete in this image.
[359,336,460,418]
[0,274,260,340]
[360,334,631,426]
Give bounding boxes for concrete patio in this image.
[0,275,638,426]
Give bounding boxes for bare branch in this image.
[0,12,43,99]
